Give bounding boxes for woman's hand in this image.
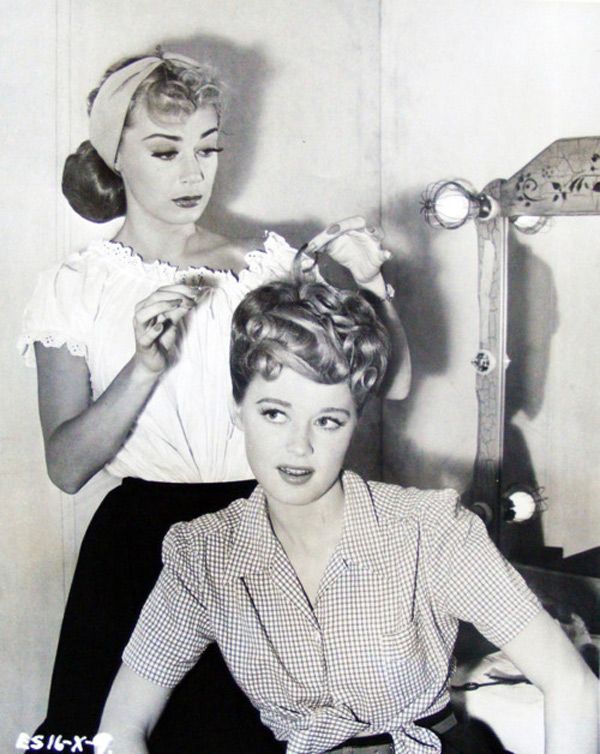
[307,215,411,400]
[307,216,390,299]
[133,283,201,374]
[35,281,204,493]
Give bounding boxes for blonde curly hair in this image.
[230,269,390,410]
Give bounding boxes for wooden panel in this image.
[502,137,600,217]
[469,182,508,543]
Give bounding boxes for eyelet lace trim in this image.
[88,233,297,284]
[18,232,300,368]
[18,333,87,368]
[91,239,237,281]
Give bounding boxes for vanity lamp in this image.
[420,179,548,233]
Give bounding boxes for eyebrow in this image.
[142,127,219,142]
[319,407,351,417]
[256,398,351,417]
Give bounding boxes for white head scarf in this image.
[89,52,203,170]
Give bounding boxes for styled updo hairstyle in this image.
[230,262,391,411]
[62,54,223,223]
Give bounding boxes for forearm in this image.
[374,298,411,400]
[502,610,599,754]
[359,276,411,400]
[98,699,149,754]
[97,664,171,754]
[543,674,598,754]
[94,729,147,754]
[46,357,160,492]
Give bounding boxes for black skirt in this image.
[31,477,286,754]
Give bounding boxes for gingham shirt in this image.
[123,471,542,754]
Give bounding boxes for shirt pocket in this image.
[237,613,314,712]
[378,623,432,708]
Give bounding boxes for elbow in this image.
[58,479,84,495]
[45,454,87,494]
[48,467,85,495]
[44,428,93,494]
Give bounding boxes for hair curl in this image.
[230,269,390,410]
[62,54,223,223]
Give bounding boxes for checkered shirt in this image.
[123,471,542,754]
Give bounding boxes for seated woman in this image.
[97,271,598,754]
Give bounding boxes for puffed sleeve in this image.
[427,492,543,648]
[239,231,323,293]
[17,248,104,367]
[122,522,214,687]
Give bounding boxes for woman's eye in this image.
[196,147,223,158]
[260,408,287,423]
[151,150,178,161]
[315,415,344,430]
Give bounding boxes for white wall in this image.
[380,0,600,557]
[1,0,65,744]
[3,0,382,747]
[509,216,600,556]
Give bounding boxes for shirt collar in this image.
[337,470,387,573]
[223,470,387,582]
[223,484,278,583]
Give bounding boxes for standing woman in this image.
[18,50,410,752]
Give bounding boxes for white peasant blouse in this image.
[18,232,300,484]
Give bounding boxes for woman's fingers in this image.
[306,216,369,252]
[133,282,209,360]
[155,282,203,295]
[159,302,193,326]
[325,230,391,284]
[134,296,194,349]
[135,285,198,309]
[158,321,180,352]
[344,229,389,260]
[134,283,202,311]
[135,321,165,349]
[135,298,190,327]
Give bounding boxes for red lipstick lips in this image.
[277,466,314,485]
[172,195,203,208]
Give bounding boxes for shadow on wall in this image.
[154,35,382,479]
[379,190,470,490]
[163,34,327,249]
[380,196,560,530]
[164,33,270,215]
[502,229,559,564]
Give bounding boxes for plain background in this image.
[2,0,599,750]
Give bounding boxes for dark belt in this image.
[326,704,458,752]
